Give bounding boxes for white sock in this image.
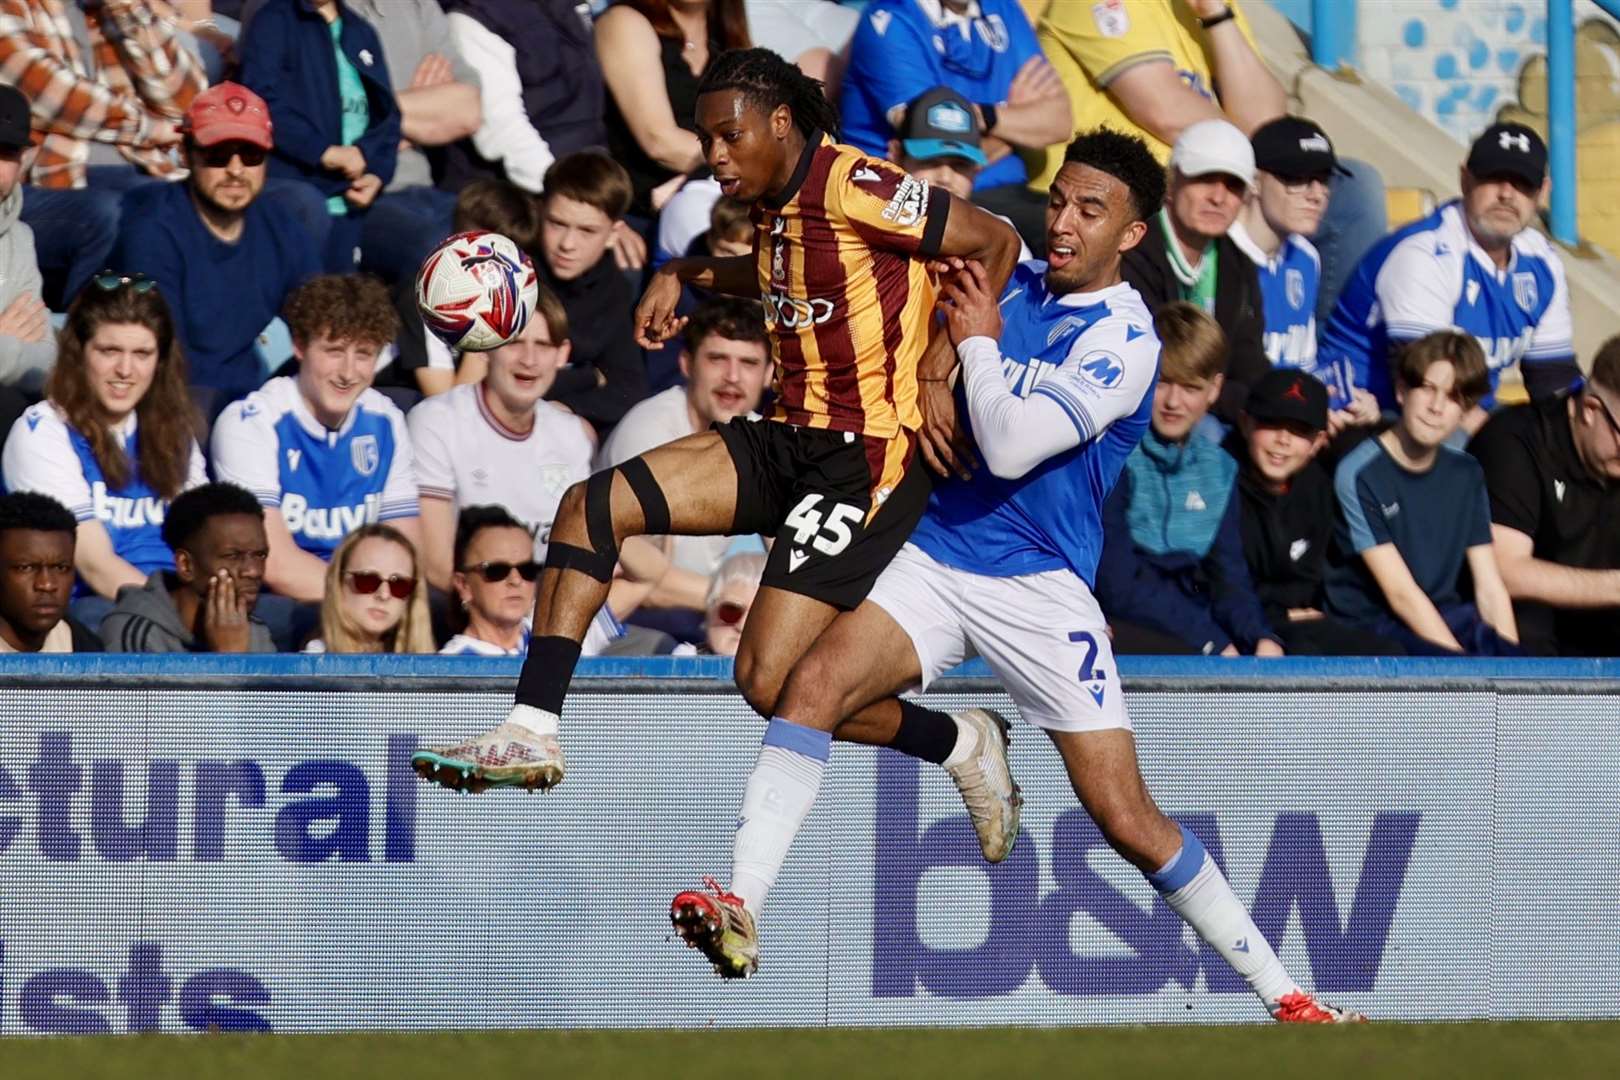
[941,715,976,769]
[1148,824,1297,1006]
[507,703,559,738]
[728,718,831,918]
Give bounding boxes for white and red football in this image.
[414,230,539,353]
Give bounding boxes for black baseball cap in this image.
[1245,367,1328,432]
[1250,116,1350,180]
[899,86,987,167]
[1465,122,1547,187]
[0,84,31,150]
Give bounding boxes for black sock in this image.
[514,635,583,714]
[887,699,960,765]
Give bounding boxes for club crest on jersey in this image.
[1513,272,1538,312]
[351,435,380,477]
[538,464,573,495]
[974,13,1009,51]
[1091,0,1128,38]
[881,176,928,227]
[1286,268,1305,310]
[1076,350,1125,390]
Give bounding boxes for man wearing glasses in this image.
[1469,337,1620,657]
[1229,116,1379,436]
[110,82,318,406]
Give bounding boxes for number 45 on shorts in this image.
[784,494,864,571]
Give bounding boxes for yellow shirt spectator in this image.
[1027,0,1265,189]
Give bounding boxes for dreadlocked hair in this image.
[697,48,840,141]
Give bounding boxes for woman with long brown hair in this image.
[595,0,749,220]
[1,274,205,623]
[306,523,435,654]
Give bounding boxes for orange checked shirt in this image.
[752,132,951,440]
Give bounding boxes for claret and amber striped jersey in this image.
[752,131,951,440]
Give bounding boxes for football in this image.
[415,230,539,353]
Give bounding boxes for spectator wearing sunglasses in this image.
[212,274,420,604]
[441,504,646,657]
[111,83,319,407]
[2,276,206,631]
[305,522,433,652]
[673,550,764,658]
[100,482,276,653]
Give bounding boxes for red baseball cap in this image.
[184,82,273,149]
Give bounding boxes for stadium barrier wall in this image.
[0,654,1615,1033]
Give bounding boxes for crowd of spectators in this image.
[0,0,1614,662]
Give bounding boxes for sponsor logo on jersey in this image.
[1290,538,1310,562]
[351,435,380,478]
[763,291,836,329]
[881,176,928,227]
[1076,350,1125,390]
[1513,272,1539,313]
[91,483,166,529]
[1184,490,1206,512]
[282,492,381,543]
[286,449,301,472]
[1554,479,1566,502]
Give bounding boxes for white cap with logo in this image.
[1169,118,1256,187]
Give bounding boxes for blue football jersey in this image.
[1232,224,1323,374]
[2,403,206,597]
[909,263,1160,586]
[211,376,419,560]
[840,0,1045,191]
[1318,199,1574,409]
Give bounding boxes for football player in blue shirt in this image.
[1319,122,1578,433]
[665,128,1363,1024]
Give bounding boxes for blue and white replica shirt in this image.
[2,403,206,594]
[1229,221,1322,375]
[909,263,1160,586]
[840,0,1045,191]
[211,376,419,560]
[1318,199,1574,410]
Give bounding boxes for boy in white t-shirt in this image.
[409,284,662,628]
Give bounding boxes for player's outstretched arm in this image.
[633,255,758,349]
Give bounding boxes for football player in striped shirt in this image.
[414,49,1025,855]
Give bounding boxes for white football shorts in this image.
[865,542,1129,733]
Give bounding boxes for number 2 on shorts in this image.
[1068,630,1103,683]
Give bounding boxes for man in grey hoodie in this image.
[101,482,276,653]
[0,84,54,397]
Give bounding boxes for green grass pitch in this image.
[2,1022,1618,1079]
